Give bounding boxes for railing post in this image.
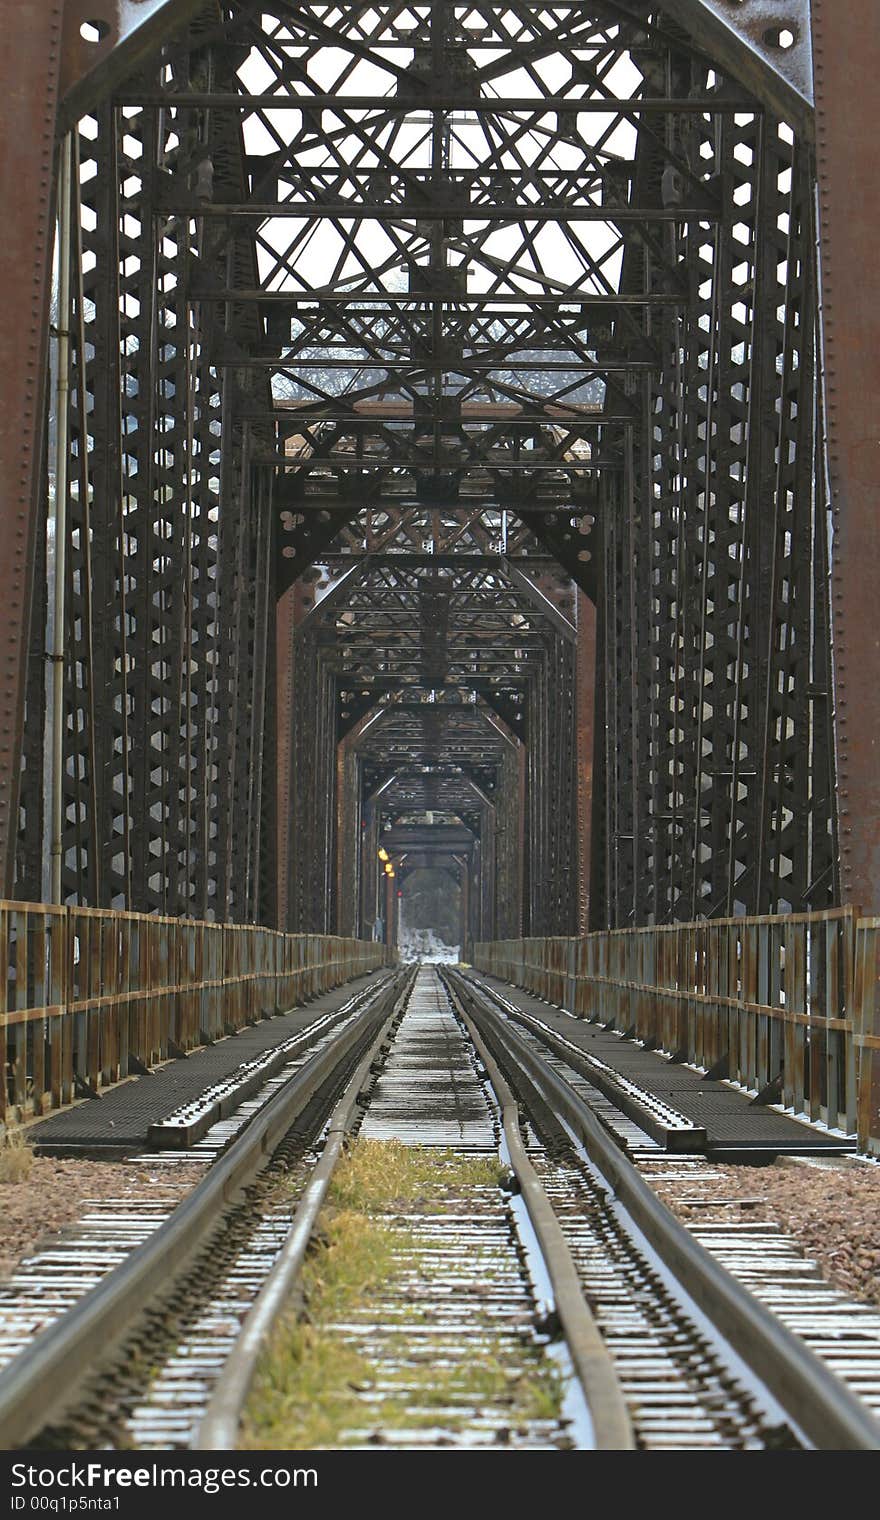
[854,918,879,1154]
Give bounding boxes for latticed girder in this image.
[3,1,861,948]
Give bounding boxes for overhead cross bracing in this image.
[4,2,848,956]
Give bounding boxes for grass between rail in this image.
[241,1138,564,1450]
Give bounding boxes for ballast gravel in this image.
[0,1155,206,1281]
[653,1158,880,1308]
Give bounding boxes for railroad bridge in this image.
[1,1,879,1154]
[3,1,880,1459]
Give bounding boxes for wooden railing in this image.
[1,902,390,1130]
[475,907,880,1155]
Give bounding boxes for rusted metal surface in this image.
[0,900,389,1130]
[854,919,880,1156]
[475,906,868,1145]
[602,86,833,928]
[812,0,880,921]
[0,2,64,896]
[0,3,868,1064]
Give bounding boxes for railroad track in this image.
[444,968,880,1449]
[0,965,877,1450]
[0,968,405,1378]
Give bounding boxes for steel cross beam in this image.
[145,3,671,604]
[58,0,208,129]
[660,1,813,137]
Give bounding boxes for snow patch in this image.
[398,926,460,965]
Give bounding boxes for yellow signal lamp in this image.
[378,847,390,862]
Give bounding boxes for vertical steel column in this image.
[0,2,63,893]
[481,738,517,941]
[336,736,360,937]
[275,582,306,929]
[49,135,72,904]
[812,0,880,915]
[361,799,381,941]
[384,870,395,952]
[575,590,596,934]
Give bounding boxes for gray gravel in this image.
[0,1155,206,1282]
[652,1158,880,1307]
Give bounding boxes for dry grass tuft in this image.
[0,1130,34,1184]
[243,1139,561,1450]
[326,1136,505,1213]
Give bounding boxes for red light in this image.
[396,890,403,898]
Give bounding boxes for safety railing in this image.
[854,918,880,1156]
[1,902,390,1130]
[475,907,880,1154]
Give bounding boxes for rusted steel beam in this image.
[474,906,861,1142]
[812,0,880,916]
[58,0,207,130]
[275,585,303,931]
[503,562,577,642]
[660,0,813,137]
[0,3,64,895]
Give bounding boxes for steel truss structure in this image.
[1,2,876,941]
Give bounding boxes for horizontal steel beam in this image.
[191,289,683,306]
[264,455,617,469]
[323,554,561,569]
[248,364,645,379]
[119,92,758,114]
[160,200,717,223]
[277,488,601,506]
[262,417,622,432]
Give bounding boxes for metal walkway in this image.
[466,971,855,1157]
[28,971,389,1156]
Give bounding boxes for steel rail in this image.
[197,971,416,1448]
[455,974,706,1151]
[444,976,635,1449]
[445,968,880,1452]
[0,967,411,1449]
[203,963,632,1450]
